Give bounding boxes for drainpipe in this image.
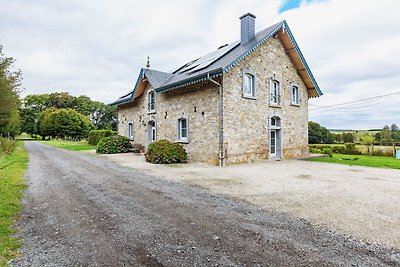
[207,74,224,166]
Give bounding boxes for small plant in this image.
[88,129,115,145]
[145,139,188,164]
[96,135,132,154]
[0,137,16,155]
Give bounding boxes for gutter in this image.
[156,68,223,93]
[207,73,224,166]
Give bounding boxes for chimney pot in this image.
[240,13,256,46]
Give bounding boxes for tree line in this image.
[20,92,117,140]
[309,121,400,146]
[0,45,117,139]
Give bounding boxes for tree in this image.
[308,121,334,144]
[359,134,375,156]
[341,132,354,143]
[20,92,117,137]
[0,45,22,137]
[39,108,94,140]
[391,124,398,132]
[380,125,392,145]
[334,133,343,143]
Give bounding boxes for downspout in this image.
[207,74,224,166]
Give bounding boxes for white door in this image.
[147,121,156,146]
[270,130,276,156]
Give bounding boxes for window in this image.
[177,117,189,143]
[242,68,256,99]
[148,91,155,113]
[270,116,281,127]
[271,117,276,126]
[127,122,134,140]
[270,80,281,105]
[291,85,299,105]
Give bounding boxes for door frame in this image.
[269,116,282,160]
[146,120,156,147]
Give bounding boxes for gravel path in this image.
[12,142,400,266]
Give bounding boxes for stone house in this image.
[111,13,322,165]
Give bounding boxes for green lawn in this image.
[0,142,28,265]
[39,139,96,151]
[307,154,400,169]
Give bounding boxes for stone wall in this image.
[118,82,221,164]
[222,36,309,164]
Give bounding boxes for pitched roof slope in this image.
[111,20,321,106]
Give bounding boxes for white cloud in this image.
[0,0,399,129]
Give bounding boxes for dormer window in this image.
[270,79,281,105]
[148,91,156,113]
[242,68,256,99]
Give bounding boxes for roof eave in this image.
[282,21,323,97]
[155,68,223,93]
[110,68,145,106]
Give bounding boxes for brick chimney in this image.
[240,13,256,46]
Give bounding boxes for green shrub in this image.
[88,129,115,145]
[345,143,359,155]
[0,137,16,155]
[332,145,347,154]
[96,135,132,154]
[321,147,333,157]
[145,139,188,164]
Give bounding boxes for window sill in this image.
[269,103,282,108]
[176,139,189,144]
[291,103,300,107]
[147,111,156,115]
[242,95,257,100]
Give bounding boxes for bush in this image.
[88,129,115,145]
[0,137,16,155]
[96,135,132,154]
[332,145,347,154]
[145,139,187,164]
[345,143,359,155]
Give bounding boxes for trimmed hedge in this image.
[88,129,115,145]
[145,139,187,164]
[96,135,132,154]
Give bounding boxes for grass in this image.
[0,142,28,265]
[39,139,96,151]
[306,153,400,169]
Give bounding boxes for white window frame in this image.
[176,115,189,143]
[242,68,256,99]
[127,122,134,140]
[270,79,281,106]
[147,90,156,113]
[291,83,300,106]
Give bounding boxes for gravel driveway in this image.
[12,142,400,266]
[105,152,400,250]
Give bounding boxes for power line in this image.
[310,94,400,112]
[309,90,400,111]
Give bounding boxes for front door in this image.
[270,130,276,156]
[269,116,282,160]
[147,121,156,146]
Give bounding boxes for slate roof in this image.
[111,20,322,106]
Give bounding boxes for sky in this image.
[0,0,399,130]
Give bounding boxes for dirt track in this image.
[12,142,400,266]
